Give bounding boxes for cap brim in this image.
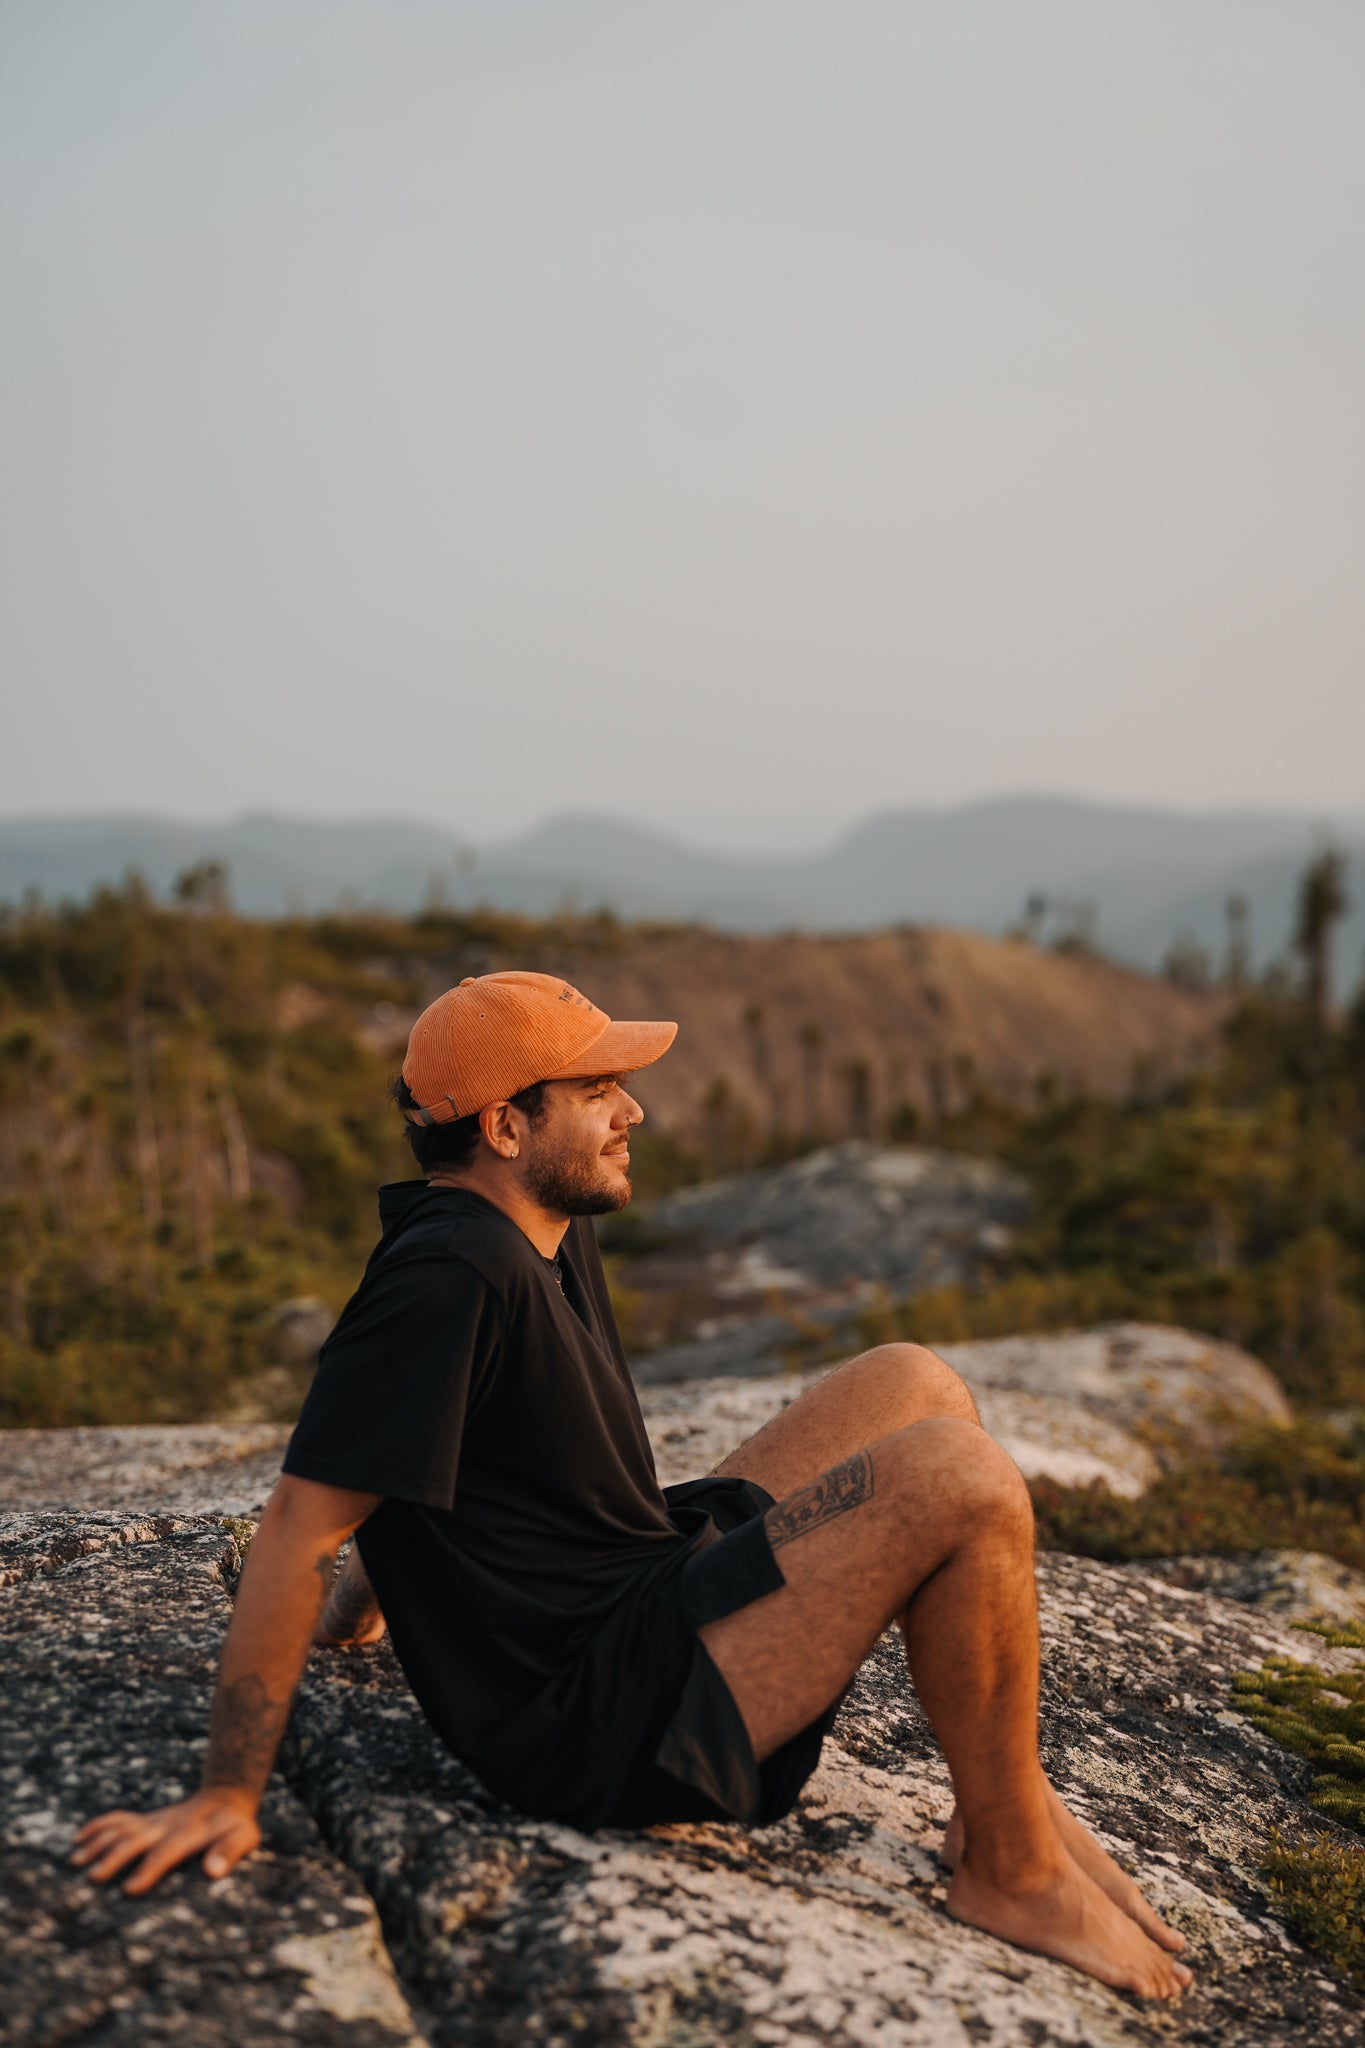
[549,1018,677,1080]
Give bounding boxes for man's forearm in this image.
[201,1482,376,1799]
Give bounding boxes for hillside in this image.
[0,889,1228,1428]
[3,796,1362,974]
[510,923,1227,1136]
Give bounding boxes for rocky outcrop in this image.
[4,1402,1364,2046]
[0,1318,1289,1524]
[642,1324,1290,1500]
[624,1143,1029,1367]
[1136,1551,1365,1631]
[935,1324,1293,1466]
[646,1143,1030,1296]
[1,1512,421,2047]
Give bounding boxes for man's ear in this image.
[479,1100,519,1160]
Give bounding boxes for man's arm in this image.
[314,1541,387,1648]
[70,1472,379,1896]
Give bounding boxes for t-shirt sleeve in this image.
[280,1253,502,1509]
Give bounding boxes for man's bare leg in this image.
[700,1418,1191,2000]
[708,1342,982,1495]
[940,1787,1183,1954]
[313,1544,386,1649]
[709,1343,1184,1957]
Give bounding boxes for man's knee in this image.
[880,1414,1032,1538]
[862,1341,980,1424]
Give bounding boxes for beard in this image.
[522,1135,633,1216]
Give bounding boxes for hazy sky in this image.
[4,2,1363,852]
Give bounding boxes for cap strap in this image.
[404,1093,461,1127]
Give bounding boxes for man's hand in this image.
[70,1787,261,1895]
[71,1474,379,1895]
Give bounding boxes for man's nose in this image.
[616,1090,644,1127]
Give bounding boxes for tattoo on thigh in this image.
[766,1450,875,1551]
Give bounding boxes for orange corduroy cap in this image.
[401,971,678,1124]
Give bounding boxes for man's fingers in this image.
[121,1832,205,1895]
[202,1816,262,1881]
[71,1812,144,1858]
[72,1795,264,1894]
[129,1813,260,1895]
[72,1810,136,1845]
[84,1822,165,1884]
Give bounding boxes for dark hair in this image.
[390,1073,551,1174]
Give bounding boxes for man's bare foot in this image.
[941,1790,1185,1955]
[947,1848,1193,2001]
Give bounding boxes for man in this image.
[74,971,1190,2000]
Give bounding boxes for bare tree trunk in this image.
[185,1052,214,1268]
[798,1023,825,1138]
[214,1080,252,1204]
[126,1008,163,1230]
[840,1058,872,1139]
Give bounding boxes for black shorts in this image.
[606,1475,840,1830]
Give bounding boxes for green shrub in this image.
[1234,1627,1365,1985]
[1029,1423,1365,1574]
[1262,1832,1365,1984]
[1232,1655,1365,1832]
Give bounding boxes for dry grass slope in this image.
[488,925,1229,1132]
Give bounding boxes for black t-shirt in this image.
[282,1182,713,1822]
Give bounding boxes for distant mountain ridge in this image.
[1,797,1362,980]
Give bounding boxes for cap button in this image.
[459,976,476,987]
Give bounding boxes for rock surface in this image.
[646,1142,1030,1294]
[5,1405,1365,2045]
[935,1324,1293,1464]
[640,1322,1290,1498]
[1,1513,421,2047]
[0,1317,1281,1521]
[622,1143,1029,1361]
[1135,1551,1365,1631]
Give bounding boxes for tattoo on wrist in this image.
[766,1450,875,1551]
[202,1671,289,1793]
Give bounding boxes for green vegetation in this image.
[1261,1831,1365,1985]
[1027,1422,1365,1573]
[1232,1616,1365,1985]
[841,862,1365,1419]
[1234,1649,1365,1832]
[3,850,1364,1438]
[0,876,654,1426]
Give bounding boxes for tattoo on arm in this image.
[766,1450,875,1551]
[319,1548,382,1642]
[202,1672,290,1793]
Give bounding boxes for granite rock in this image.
[641,1322,1288,1498]
[0,1514,421,2048]
[623,1143,1029,1361]
[1134,1550,1365,1630]
[935,1324,1292,1463]
[645,1143,1031,1301]
[4,1410,1365,2045]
